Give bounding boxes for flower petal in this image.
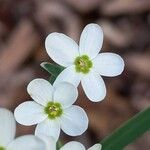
[35,119,60,141]
[0,108,16,147]
[45,33,79,67]
[14,101,47,126]
[93,53,124,77]
[7,135,46,150]
[60,141,85,150]
[88,144,102,150]
[37,135,56,150]
[53,65,81,87]
[54,82,78,108]
[27,78,53,106]
[79,24,103,59]
[81,72,106,102]
[60,105,88,136]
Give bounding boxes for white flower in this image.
[45,23,124,102]
[0,108,46,150]
[14,79,88,141]
[39,136,102,150]
[60,142,102,150]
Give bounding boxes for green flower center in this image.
[44,102,63,119]
[74,55,93,74]
[0,147,5,150]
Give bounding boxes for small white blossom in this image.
[40,136,102,150]
[60,142,102,150]
[0,108,46,150]
[14,79,88,141]
[45,23,124,102]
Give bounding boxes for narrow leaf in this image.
[101,107,150,150]
[40,62,65,77]
[49,75,57,85]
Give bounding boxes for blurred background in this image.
[0,0,150,149]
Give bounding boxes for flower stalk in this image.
[101,107,150,150]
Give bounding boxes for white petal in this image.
[0,108,16,147]
[7,135,46,150]
[14,101,47,126]
[88,144,102,150]
[60,141,85,150]
[79,24,103,59]
[45,33,79,67]
[53,65,81,87]
[54,82,78,108]
[93,53,124,77]
[81,72,106,102]
[37,135,56,150]
[60,106,88,136]
[35,119,60,141]
[27,78,54,106]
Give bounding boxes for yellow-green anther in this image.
[74,55,93,74]
[44,102,63,119]
[0,147,5,150]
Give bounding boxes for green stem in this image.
[57,140,63,150]
[101,107,150,150]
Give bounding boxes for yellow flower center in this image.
[0,147,5,150]
[74,55,93,74]
[44,102,63,119]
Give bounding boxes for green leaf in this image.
[48,75,57,85]
[40,62,65,77]
[101,107,150,150]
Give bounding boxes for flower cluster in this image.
[1,23,124,150]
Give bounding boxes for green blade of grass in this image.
[101,107,150,150]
